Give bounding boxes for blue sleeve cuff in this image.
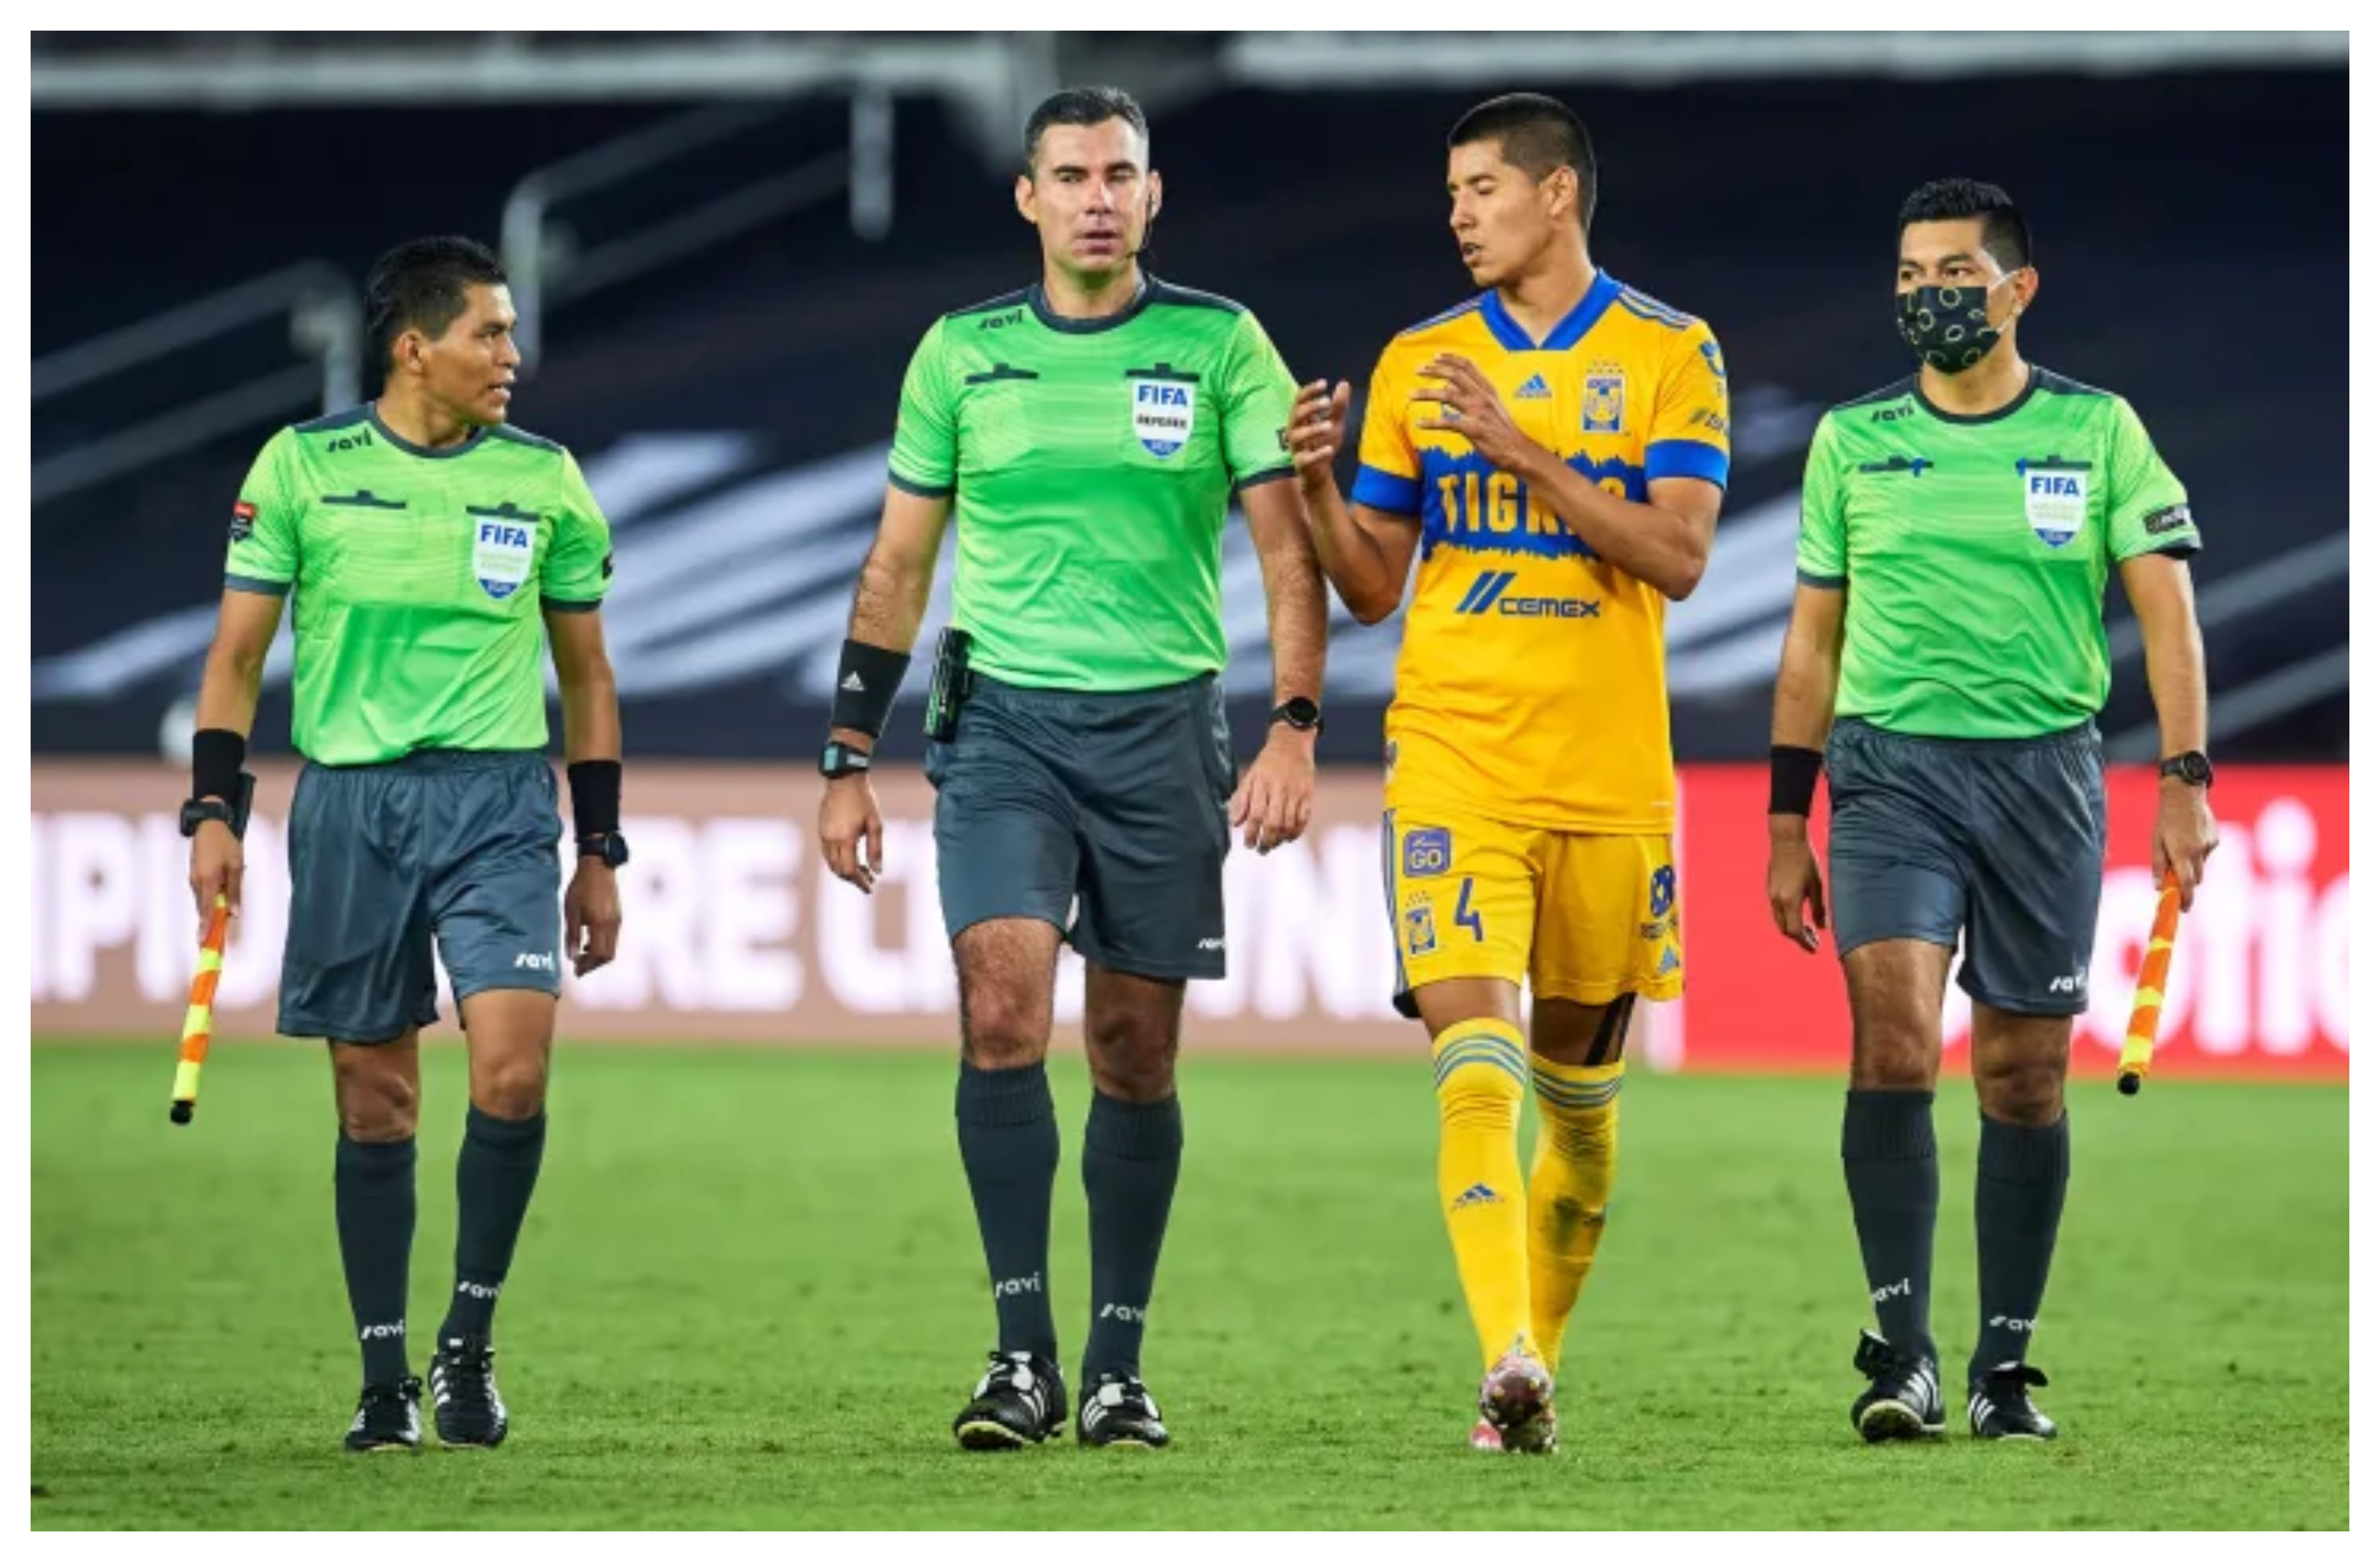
[1352,462,1423,516]
[1796,568,1846,589]
[225,573,292,597]
[1646,439,1730,490]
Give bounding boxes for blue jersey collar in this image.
[1480,270,1621,353]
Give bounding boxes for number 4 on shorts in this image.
[1455,877,1485,941]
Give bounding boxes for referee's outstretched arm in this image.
[1765,581,1847,951]
[2118,552,2220,909]
[546,605,624,974]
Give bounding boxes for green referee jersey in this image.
[887,276,1299,691]
[1796,368,2199,740]
[224,404,614,766]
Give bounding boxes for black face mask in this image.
[1897,278,2018,374]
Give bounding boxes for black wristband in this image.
[831,639,911,739]
[568,759,622,838]
[192,728,246,803]
[1770,745,1824,816]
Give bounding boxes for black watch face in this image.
[1279,698,1321,728]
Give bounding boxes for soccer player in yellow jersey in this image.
[1291,94,1729,1453]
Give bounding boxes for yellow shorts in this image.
[1383,805,1682,1011]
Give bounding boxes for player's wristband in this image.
[191,728,246,804]
[1770,745,1824,817]
[831,639,911,739]
[568,759,622,838]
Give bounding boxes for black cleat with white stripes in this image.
[1078,1371,1170,1450]
[1969,1360,2058,1440]
[952,1350,1068,1450]
[343,1375,424,1453]
[1851,1329,1945,1442]
[430,1336,510,1448]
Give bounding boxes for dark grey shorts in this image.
[1826,717,2107,1017]
[279,749,563,1043]
[926,672,1234,981]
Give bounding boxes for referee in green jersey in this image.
[185,237,626,1453]
[1765,180,2220,1444]
[817,86,1328,1451]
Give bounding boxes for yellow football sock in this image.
[1526,1054,1623,1375]
[1431,1019,1536,1372]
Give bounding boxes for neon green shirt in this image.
[225,404,613,766]
[1797,368,2198,739]
[887,276,1298,691]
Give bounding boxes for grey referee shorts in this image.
[1826,717,2108,1018]
[279,748,564,1044]
[926,671,1235,982]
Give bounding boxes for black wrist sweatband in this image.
[1770,745,1824,816]
[568,760,622,838]
[831,639,910,739]
[192,728,246,803]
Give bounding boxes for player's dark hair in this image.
[1447,93,1597,231]
[1897,179,2033,272]
[364,236,508,375]
[1023,85,1150,174]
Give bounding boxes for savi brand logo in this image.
[514,951,556,972]
[2019,458,2091,548]
[1097,1303,1148,1324]
[1131,381,1197,457]
[472,518,536,600]
[359,1321,407,1341]
[976,308,1024,330]
[992,1272,1044,1299]
[327,429,375,454]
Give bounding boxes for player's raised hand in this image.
[1288,379,1351,485]
[1766,823,1829,954]
[564,858,623,977]
[1230,727,1316,855]
[820,772,887,893]
[187,820,244,938]
[1414,354,1537,474]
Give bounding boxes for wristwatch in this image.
[577,832,631,869]
[179,798,235,838]
[820,739,874,780]
[1271,696,1325,735]
[2159,750,2214,788]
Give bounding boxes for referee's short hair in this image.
[365,236,508,374]
[1448,93,1597,233]
[1024,85,1149,174]
[1897,179,2033,273]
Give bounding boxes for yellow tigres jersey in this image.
[1353,272,1730,834]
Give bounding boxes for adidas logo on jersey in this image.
[1515,373,1552,400]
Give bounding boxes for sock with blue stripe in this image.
[1526,1054,1622,1375]
[1431,1019,1536,1371]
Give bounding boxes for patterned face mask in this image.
[1897,273,2021,374]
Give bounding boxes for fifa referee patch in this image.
[229,501,256,543]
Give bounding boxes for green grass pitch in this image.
[32,1041,2346,1529]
